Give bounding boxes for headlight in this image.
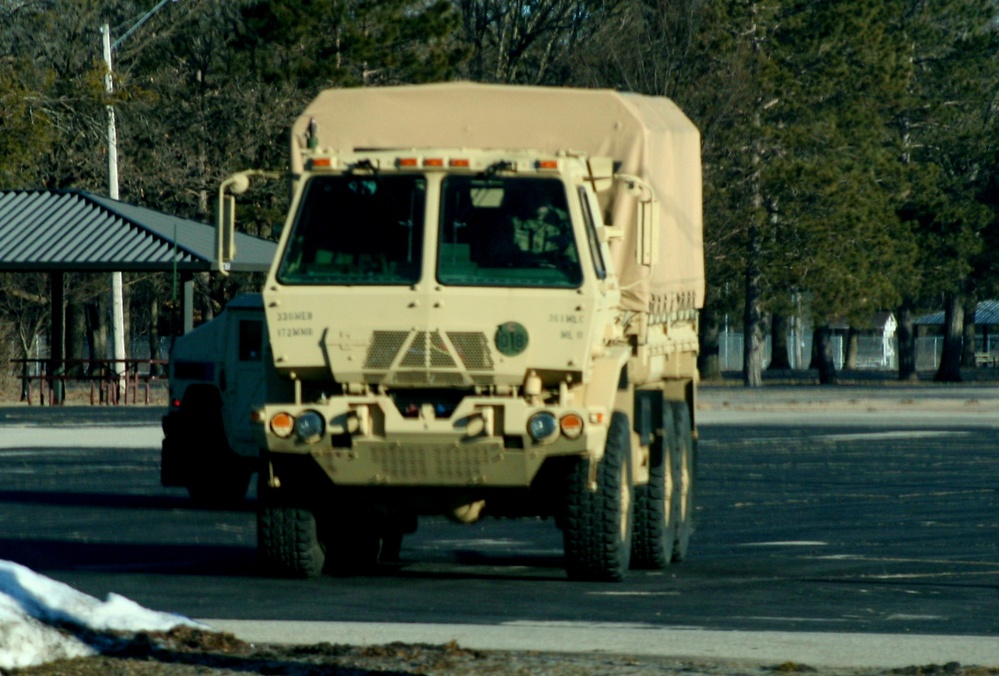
[295,410,325,443]
[527,412,559,442]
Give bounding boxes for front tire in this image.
[257,477,325,578]
[563,411,634,581]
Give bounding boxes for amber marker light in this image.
[560,413,584,439]
[397,157,419,168]
[536,159,559,171]
[423,158,444,168]
[310,158,332,168]
[449,158,470,168]
[270,412,295,438]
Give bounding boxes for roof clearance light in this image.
[310,158,332,169]
[423,158,444,168]
[270,412,295,439]
[537,160,559,171]
[449,158,470,168]
[397,157,419,168]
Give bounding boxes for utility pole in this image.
[101,23,126,397]
[101,0,179,398]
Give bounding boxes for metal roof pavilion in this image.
[0,189,277,368]
[0,189,275,273]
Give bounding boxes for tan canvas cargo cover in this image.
[291,82,704,311]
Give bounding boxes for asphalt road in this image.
[0,387,997,658]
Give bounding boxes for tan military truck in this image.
[217,82,704,581]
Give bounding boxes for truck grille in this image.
[369,444,499,482]
[363,329,494,385]
[447,332,494,370]
[365,331,410,369]
[400,332,457,368]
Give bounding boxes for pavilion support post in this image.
[182,272,195,334]
[50,271,65,405]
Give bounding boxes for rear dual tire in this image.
[631,403,678,569]
[671,402,695,562]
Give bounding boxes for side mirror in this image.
[615,173,660,267]
[636,197,660,266]
[216,170,283,276]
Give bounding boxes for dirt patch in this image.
[6,628,999,676]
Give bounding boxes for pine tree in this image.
[889,0,999,381]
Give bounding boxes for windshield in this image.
[438,176,582,288]
[278,175,426,285]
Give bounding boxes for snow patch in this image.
[0,559,202,669]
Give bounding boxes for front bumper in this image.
[253,394,608,487]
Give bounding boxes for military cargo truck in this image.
[214,82,704,581]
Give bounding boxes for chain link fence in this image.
[717,332,947,372]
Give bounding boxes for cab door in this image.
[222,312,267,453]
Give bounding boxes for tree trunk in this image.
[743,166,767,385]
[199,272,215,324]
[808,330,821,369]
[961,297,977,368]
[897,302,918,381]
[934,292,964,382]
[814,324,837,385]
[743,39,767,389]
[86,299,109,376]
[698,305,722,380]
[767,312,791,370]
[743,257,766,387]
[844,327,859,370]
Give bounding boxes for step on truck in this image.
[211,82,704,581]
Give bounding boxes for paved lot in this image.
[0,389,997,667]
